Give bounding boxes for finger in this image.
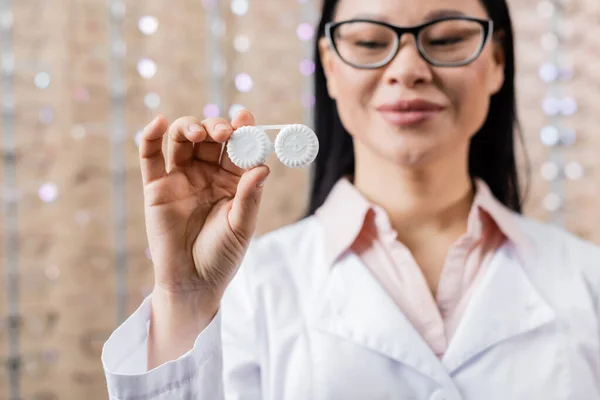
[193,117,233,167]
[194,141,224,165]
[139,115,169,185]
[231,109,256,130]
[220,109,257,175]
[228,165,270,242]
[200,117,233,143]
[167,116,207,170]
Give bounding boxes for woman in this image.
[102,0,600,398]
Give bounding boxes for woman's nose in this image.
[382,35,433,88]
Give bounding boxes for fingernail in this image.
[189,123,202,133]
[256,169,269,188]
[214,122,231,134]
[149,115,160,128]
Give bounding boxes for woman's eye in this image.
[428,36,464,46]
[355,41,388,49]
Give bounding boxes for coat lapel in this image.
[308,251,449,385]
[442,242,556,374]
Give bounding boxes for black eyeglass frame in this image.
[324,16,495,69]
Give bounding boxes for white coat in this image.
[102,212,600,400]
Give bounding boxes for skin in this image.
[319,0,505,294]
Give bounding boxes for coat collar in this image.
[315,177,533,267]
[308,250,453,386]
[308,240,555,381]
[440,241,555,373]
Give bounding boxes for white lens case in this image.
[226,124,319,169]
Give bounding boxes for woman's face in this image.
[319,0,506,168]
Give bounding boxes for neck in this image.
[353,145,475,245]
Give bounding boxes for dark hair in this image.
[304,0,528,217]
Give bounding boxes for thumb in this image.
[228,165,270,241]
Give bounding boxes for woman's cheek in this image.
[450,72,490,135]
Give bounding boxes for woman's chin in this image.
[373,143,438,168]
[353,121,448,168]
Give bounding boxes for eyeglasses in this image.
[325,16,494,69]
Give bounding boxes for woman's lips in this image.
[376,99,446,127]
[378,109,443,127]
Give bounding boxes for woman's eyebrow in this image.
[425,9,467,21]
[348,9,467,23]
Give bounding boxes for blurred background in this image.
[0,0,598,398]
